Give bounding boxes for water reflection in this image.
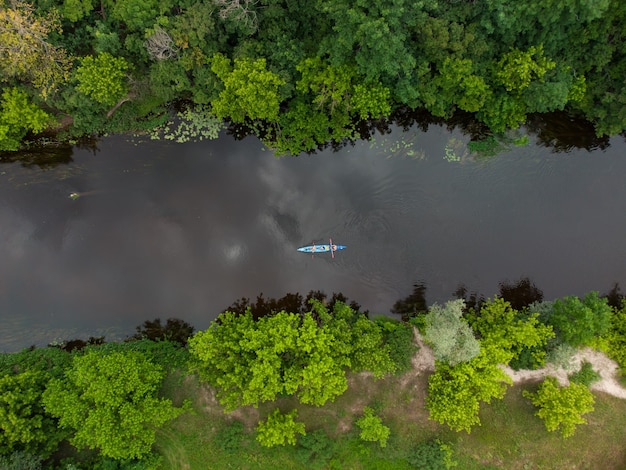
[392,277,624,320]
[36,277,626,351]
[2,116,626,351]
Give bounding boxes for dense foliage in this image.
[426,297,554,432]
[523,377,595,438]
[188,300,396,411]
[0,288,624,467]
[355,406,390,448]
[42,350,185,459]
[1,0,626,153]
[422,299,480,366]
[255,408,306,447]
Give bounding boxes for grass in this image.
[451,383,626,469]
[155,370,626,470]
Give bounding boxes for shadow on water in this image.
[223,290,365,321]
[525,111,611,153]
[224,107,612,157]
[391,277,625,320]
[0,138,100,169]
[36,278,626,352]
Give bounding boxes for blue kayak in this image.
[297,243,347,253]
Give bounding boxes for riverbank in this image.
[155,334,626,469]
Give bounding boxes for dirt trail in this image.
[500,347,626,399]
[411,329,626,399]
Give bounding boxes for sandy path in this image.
[500,347,626,399]
[411,328,626,399]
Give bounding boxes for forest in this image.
[1,0,625,154]
[1,285,626,469]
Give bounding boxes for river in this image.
[1,118,625,351]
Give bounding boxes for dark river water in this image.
[1,122,626,351]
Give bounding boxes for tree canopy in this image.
[188,300,396,411]
[2,0,626,152]
[523,377,595,438]
[0,371,66,457]
[42,350,184,460]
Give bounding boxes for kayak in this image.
[297,244,347,253]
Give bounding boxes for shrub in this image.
[523,377,595,438]
[256,409,305,447]
[569,361,601,387]
[215,421,245,453]
[406,439,457,470]
[355,407,390,448]
[296,429,336,469]
[423,300,480,366]
[548,292,612,347]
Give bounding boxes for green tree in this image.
[426,341,513,433]
[61,0,96,22]
[107,0,174,31]
[0,371,66,457]
[42,350,184,460]
[0,451,43,470]
[355,406,390,448]
[495,45,556,93]
[470,297,554,366]
[351,82,391,120]
[349,315,396,378]
[423,299,480,366]
[548,292,612,347]
[256,409,305,447]
[0,87,51,151]
[316,0,417,82]
[604,303,626,370]
[425,58,490,117]
[523,377,595,438]
[189,301,395,411]
[210,53,285,123]
[75,53,129,106]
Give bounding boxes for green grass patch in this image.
[155,370,626,469]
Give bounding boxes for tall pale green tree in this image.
[423,299,480,366]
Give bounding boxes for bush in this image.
[523,377,595,438]
[375,317,418,374]
[406,440,457,470]
[296,429,336,469]
[355,407,390,448]
[603,305,626,371]
[548,292,612,347]
[215,421,245,453]
[569,361,601,387]
[255,409,305,447]
[0,452,43,470]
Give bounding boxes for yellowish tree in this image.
[0,0,72,98]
